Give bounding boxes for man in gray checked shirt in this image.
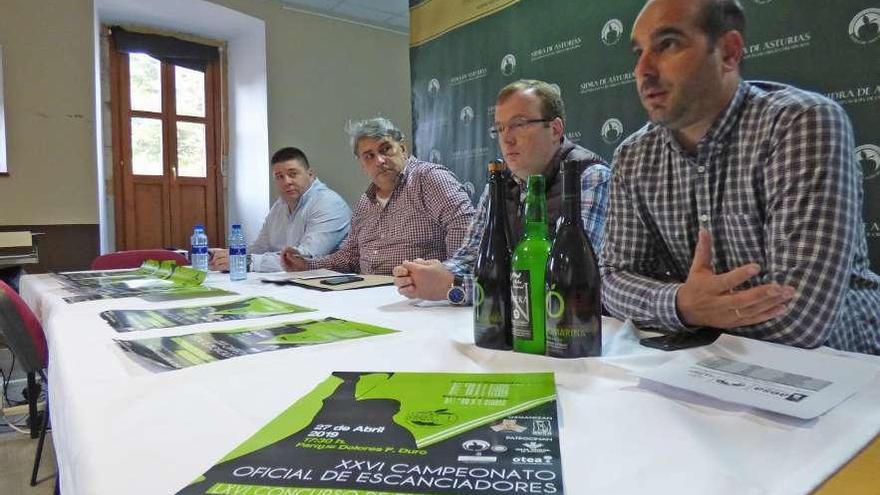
[603,0,880,354]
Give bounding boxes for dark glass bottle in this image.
[511,175,551,355]
[545,159,602,358]
[473,160,513,350]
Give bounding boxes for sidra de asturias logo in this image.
[849,9,880,45]
[460,106,475,126]
[427,78,440,98]
[856,144,880,181]
[601,118,624,144]
[501,54,517,76]
[601,19,624,46]
[429,148,442,164]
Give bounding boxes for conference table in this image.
[19,272,880,495]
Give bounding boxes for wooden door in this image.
[110,43,223,251]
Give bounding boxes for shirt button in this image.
[697,166,705,173]
[373,250,378,255]
[699,214,709,223]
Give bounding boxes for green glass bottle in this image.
[511,175,551,354]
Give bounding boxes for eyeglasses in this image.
[488,118,552,139]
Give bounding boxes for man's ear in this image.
[719,30,744,73]
[550,117,565,140]
[399,140,408,156]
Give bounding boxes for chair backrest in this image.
[0,280,47,372]
[91,249,189,270]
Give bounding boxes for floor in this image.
[2,343,56,495]
[0,429,56,495]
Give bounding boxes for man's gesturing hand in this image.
[675,229,796,328]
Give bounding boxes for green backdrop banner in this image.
[409,0,880,270]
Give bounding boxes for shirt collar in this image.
[661,79,750,155]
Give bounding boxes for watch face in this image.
[447,286,466,305]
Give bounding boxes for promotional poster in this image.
[178,372,563,495]
[100,296,315,332]
[116,317,398,370]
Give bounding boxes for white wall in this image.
[97,0,271,244]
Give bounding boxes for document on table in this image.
[636,334,880,419]
[260,269,341,282]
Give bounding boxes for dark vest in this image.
[503,138,605,243]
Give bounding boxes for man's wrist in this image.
[446,274,466,305]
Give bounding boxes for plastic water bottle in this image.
[190,224,209,272]
[228,224,248,281]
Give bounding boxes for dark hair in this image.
[496,79,566,123]
[698,0,746,45]
[271,147,310,169]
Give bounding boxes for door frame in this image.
[109,34,226,251]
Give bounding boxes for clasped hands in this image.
[676,229,796,328]
[392,258,454,300]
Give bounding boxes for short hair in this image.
[347,117,405,156]
[697,0,746,46]
[271,147,310,169]
[496,79,566,123]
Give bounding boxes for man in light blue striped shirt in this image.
[393,80,611,304]
[211,147,351,272]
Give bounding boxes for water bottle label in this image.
[511,270,531,340]
[191,246,208,255]
[229,247,247,256]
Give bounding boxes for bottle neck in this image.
[523,192,547,237]
[561,165,581,221]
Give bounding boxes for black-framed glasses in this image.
[488,118,552,139]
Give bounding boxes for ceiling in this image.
[279,0,409,34]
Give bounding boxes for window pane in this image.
[177,122,206,178]
[175,66,205,117]
[129,53,161,113]
[131,117,163,175]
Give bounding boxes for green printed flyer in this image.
[115,317,398,370]
[57,259,165,285]
[100,297,315,332]
[59,260,229,303]
[178,372,563,495]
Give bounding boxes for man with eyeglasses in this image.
[392,79,611,304]
[209,146,351,272]
[281,117,474,275]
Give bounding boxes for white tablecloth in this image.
[20,272,880,495]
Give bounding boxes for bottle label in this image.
[191,246,208,255]
[511,270,531,340]
[229,246,247,256]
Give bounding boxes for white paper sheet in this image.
[636,334,880,419]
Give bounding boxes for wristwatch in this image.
[446,275,467,305]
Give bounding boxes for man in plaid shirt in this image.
[281,118,474,275]
[603,0,880,353]
[393,80,611,303]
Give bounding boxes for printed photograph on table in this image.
[56,259,165,283]
[115,317,399,371]
[177,372,563,495]
[58,260,234,303]
[100,296,316,332]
